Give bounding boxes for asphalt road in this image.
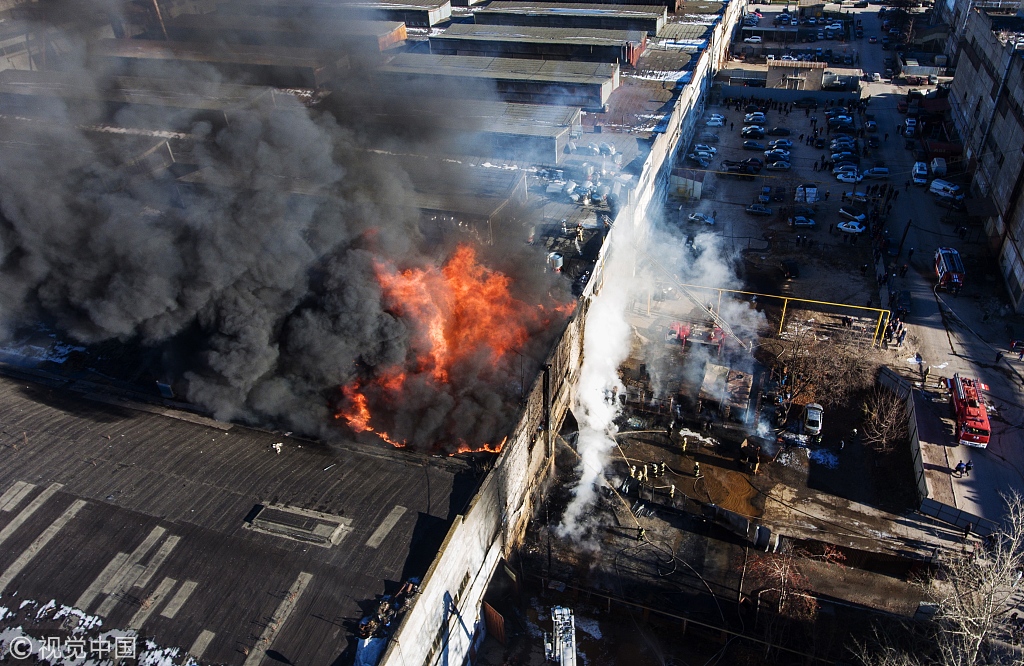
[851,5,1024,524]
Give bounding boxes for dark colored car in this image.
[742,127,766,139]
[743,140,766,150]
[793,97,817,108]
[781,260,800,280]
[793,205,815,217]
[745,204,773,216]
[742,157,764,170]
[767,127,792,136]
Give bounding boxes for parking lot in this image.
[673,92,893,303]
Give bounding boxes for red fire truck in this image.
[944,374,991,448]
[934,247,965,295]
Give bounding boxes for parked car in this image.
[862,167,890,179]
[687,154,710,167]
[767,127,792,136]
[831,152,857,162]
[693,144,718,154]
[708,113,725,120]
[867,136,881,148]
[869,35,877,43]
[837,220,867,234]
[839,207,867,222]
[764,150,791,161]
[706,118,725,127]
[768,139,793,149]
[803,403,824,438]
[833,164,859,175]
[865,120,878,132]
[742,126,766,138]
[836,172,864,183]
[743,140,766,150]
[744,36,762,44]
[742,158,764,169]
[790,216,816,228]
[794,97,817,108]
[758,186,772,203]
[745,113,767,124]
[688,213,716,225]
[745,204,773,216]
[794,205,816,217]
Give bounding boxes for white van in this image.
[929,179,962,199]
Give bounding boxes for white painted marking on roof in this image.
[160,579,198,619]
[97,526,167,617]
[0,499,87,593]
[365,505,408,549]
[128,576,177,630]
[0,481,35,513]
[189,630,216,659]
[133,535,181,589]
[0,483,63,547]
[75,552,129,611]
[242,572,313,666]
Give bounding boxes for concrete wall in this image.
[377,3,744,665]
[948,9,1024,311]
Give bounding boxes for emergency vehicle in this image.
[934,247,965,294]
[944,374,991,448]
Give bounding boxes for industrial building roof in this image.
[675,0,727,15]
[657,22,711,42]
[364,97,581,138]
[380,53,619,85]
[432,23,646,47]
[0,370,474,665]
[479,2,667,20]
[221,0,450,9]
[165,14,406,41]
[0,69,276,113]
[91,38,343,70]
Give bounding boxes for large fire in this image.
[336,244,572,453]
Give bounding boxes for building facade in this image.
[948,7,1024,309]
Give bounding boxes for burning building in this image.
[0,0,745,664]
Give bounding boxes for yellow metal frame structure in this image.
[669,282,892,347]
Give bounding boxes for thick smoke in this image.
[556,204,766,541]
[0,2,568,449]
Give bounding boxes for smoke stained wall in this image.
[0,2,570,451]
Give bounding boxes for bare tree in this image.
[748,549,819,656]
[852,492,1024,665]
[861,386,909,454]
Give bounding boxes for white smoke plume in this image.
[556,207,766,541]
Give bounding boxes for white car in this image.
[745,113,766,123]
[688,213,716,225]
[836,172,864,183]
[912,161,929,185]
[781,54,798,61]
[828,23,843,31]
[803,403,823,437]
[837,221,867,234]
[744,36,762,44]
[693,144,718,154]
[706,118,725,127]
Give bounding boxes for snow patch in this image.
[575,615,602,640]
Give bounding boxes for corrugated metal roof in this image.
[229,0,450,9]
[167,14,406,38]
[434,23,645,45]
[480,2,667,19]
[380,53,619,84]
[371,97,580,137]
[657,22,710,41]
[676,0,726,15]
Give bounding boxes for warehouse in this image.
[0,69,282,131]
[90,38,347,88]
[216,0,452,28]
[429,24,647,67]
[357,97,582,163]
[376,53,620,108]
[473,2,667,37]
[164,15,407,54]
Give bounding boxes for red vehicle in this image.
[934,247,965,295]
[945,374,991,448]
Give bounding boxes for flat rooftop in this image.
[379,52,620,86]
[431,23,646,47]
[479,2,667,20]
[362,97,582,138]
[0,371,476,664]
[165,14,406,41]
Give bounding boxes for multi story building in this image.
[948,7,1024,309]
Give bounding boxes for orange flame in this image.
[336,382,406,448]
[338,244,572,453]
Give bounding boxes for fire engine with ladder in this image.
[944,373,991,448]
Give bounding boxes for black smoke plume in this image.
[0,1,570,449]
